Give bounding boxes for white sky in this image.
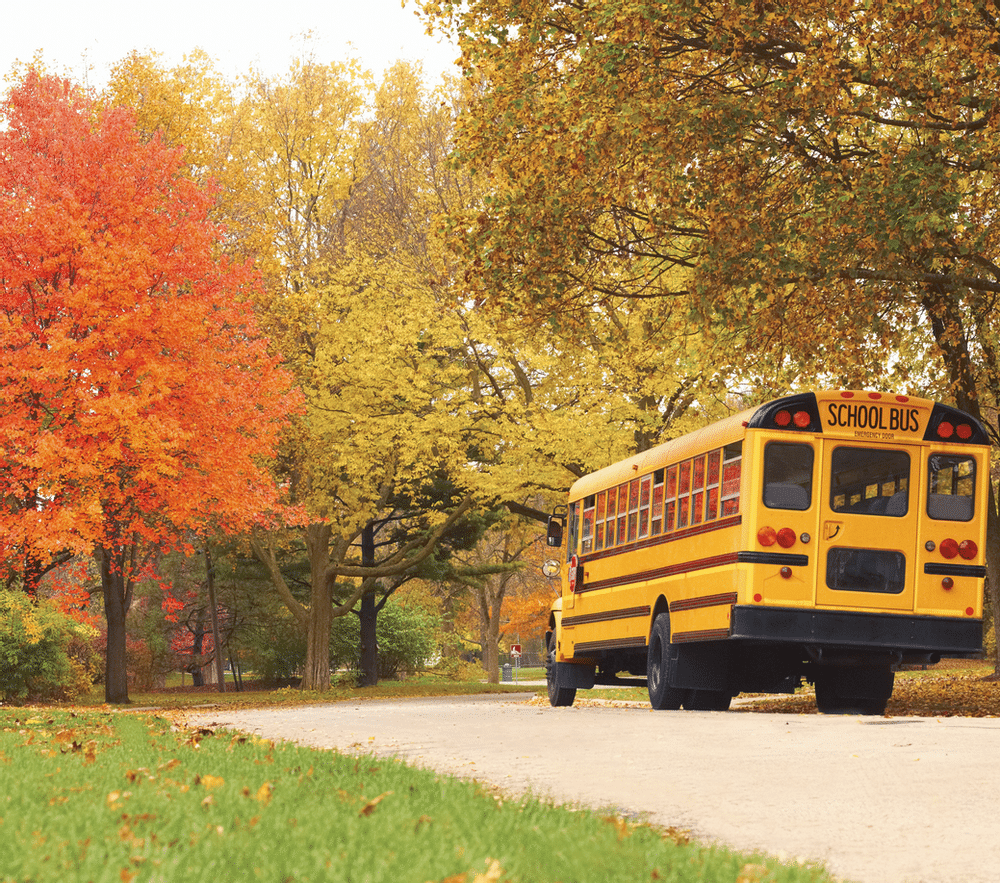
[1,0,461,87]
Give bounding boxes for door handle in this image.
[823,522,842,540]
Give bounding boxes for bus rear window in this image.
[763,442,814,510]
[830,447,909,516]
[928,454,975,521]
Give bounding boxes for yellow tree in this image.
[423,0,1000,663]
[106,50,730,691]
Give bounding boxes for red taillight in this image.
[957,423,973,440]
[940,538,959,559]
[774,410,791,428]
[937,421,954,439]
[758,526,777,546]
[959,540,978,560]
[776,527,796,548]
[793,410,811,428]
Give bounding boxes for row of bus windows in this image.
[763,442,976,522]
[580,443,742,554]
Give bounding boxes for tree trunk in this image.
[302,577,333,691]
[358,586,379,687]
[190,608,206,687]
[478,578,506,685]
[205,545,226,693]
[99,546,132,705]
[357,523,379,687]
[301,523,335,691]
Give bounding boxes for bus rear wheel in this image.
[684,689,732,711]
[815,666,894,715]
[546,632,576,707]
[647,614,685,710]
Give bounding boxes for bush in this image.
[331,598,439,680]
[0,590,97,703]
[237,609,306,684]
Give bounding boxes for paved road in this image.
[188,695,1000,883]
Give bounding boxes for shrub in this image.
[0,590,97,703]
[238,610,306,684]
[331,598,439,680]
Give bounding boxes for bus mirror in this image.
[542,559,561,579]
[546,516,564,547]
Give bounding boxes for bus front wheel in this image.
[546,632,576,707]
[647,614,685,710]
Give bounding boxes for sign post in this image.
[510,644,521,683]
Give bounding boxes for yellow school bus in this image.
[544,391,989,714]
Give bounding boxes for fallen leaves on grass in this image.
[743,671,1000,717]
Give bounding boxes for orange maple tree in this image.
[0,71,298,703]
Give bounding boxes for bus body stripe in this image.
[737,551,810,566]
[562,605,651,628]
[577,552,739,593]
[672,628,732,643]
[669,592,738,612]
[583,514,742,563]
[574,636,647,653]
[924,562,987,578]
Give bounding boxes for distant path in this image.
[187,695,1000,883]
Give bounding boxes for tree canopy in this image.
[0,71,298,701]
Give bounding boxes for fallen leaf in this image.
[473,859,504,883]
[358,791,393,817]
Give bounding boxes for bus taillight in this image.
[758,526,796,548]
[773,409,811,429]
[935,420,975,440]
[959,539,978,559]
[776,527,796,548]
[940,538,959,559]
[757,526,777,546]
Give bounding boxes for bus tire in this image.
[546,632,576,707]
[647,614,685,710]
[684,689,732,711]
[815,666,894,715]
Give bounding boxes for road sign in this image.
[510,644,521,658]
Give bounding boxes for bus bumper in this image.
[729,605,982,658]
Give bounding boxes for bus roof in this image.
[567,390,987,503]
[568,402,757,503]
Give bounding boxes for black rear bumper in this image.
[729,605,982,657]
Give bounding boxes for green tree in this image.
[424,0,1000,666]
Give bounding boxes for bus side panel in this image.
[742,432,820,610]
[913,447,988,620]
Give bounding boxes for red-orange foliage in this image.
[0,71,299,701]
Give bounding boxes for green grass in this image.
[65,677,540,711]
[0,708,832,883]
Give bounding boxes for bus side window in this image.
[721,443,741,516]
[566,502,580,562]
[928,454,975,522]
[763,442,814,510]
[581,495,596,553]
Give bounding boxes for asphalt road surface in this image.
[188,694,1000,883]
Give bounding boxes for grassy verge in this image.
[0,708,832,883]
[66,678,539,711]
